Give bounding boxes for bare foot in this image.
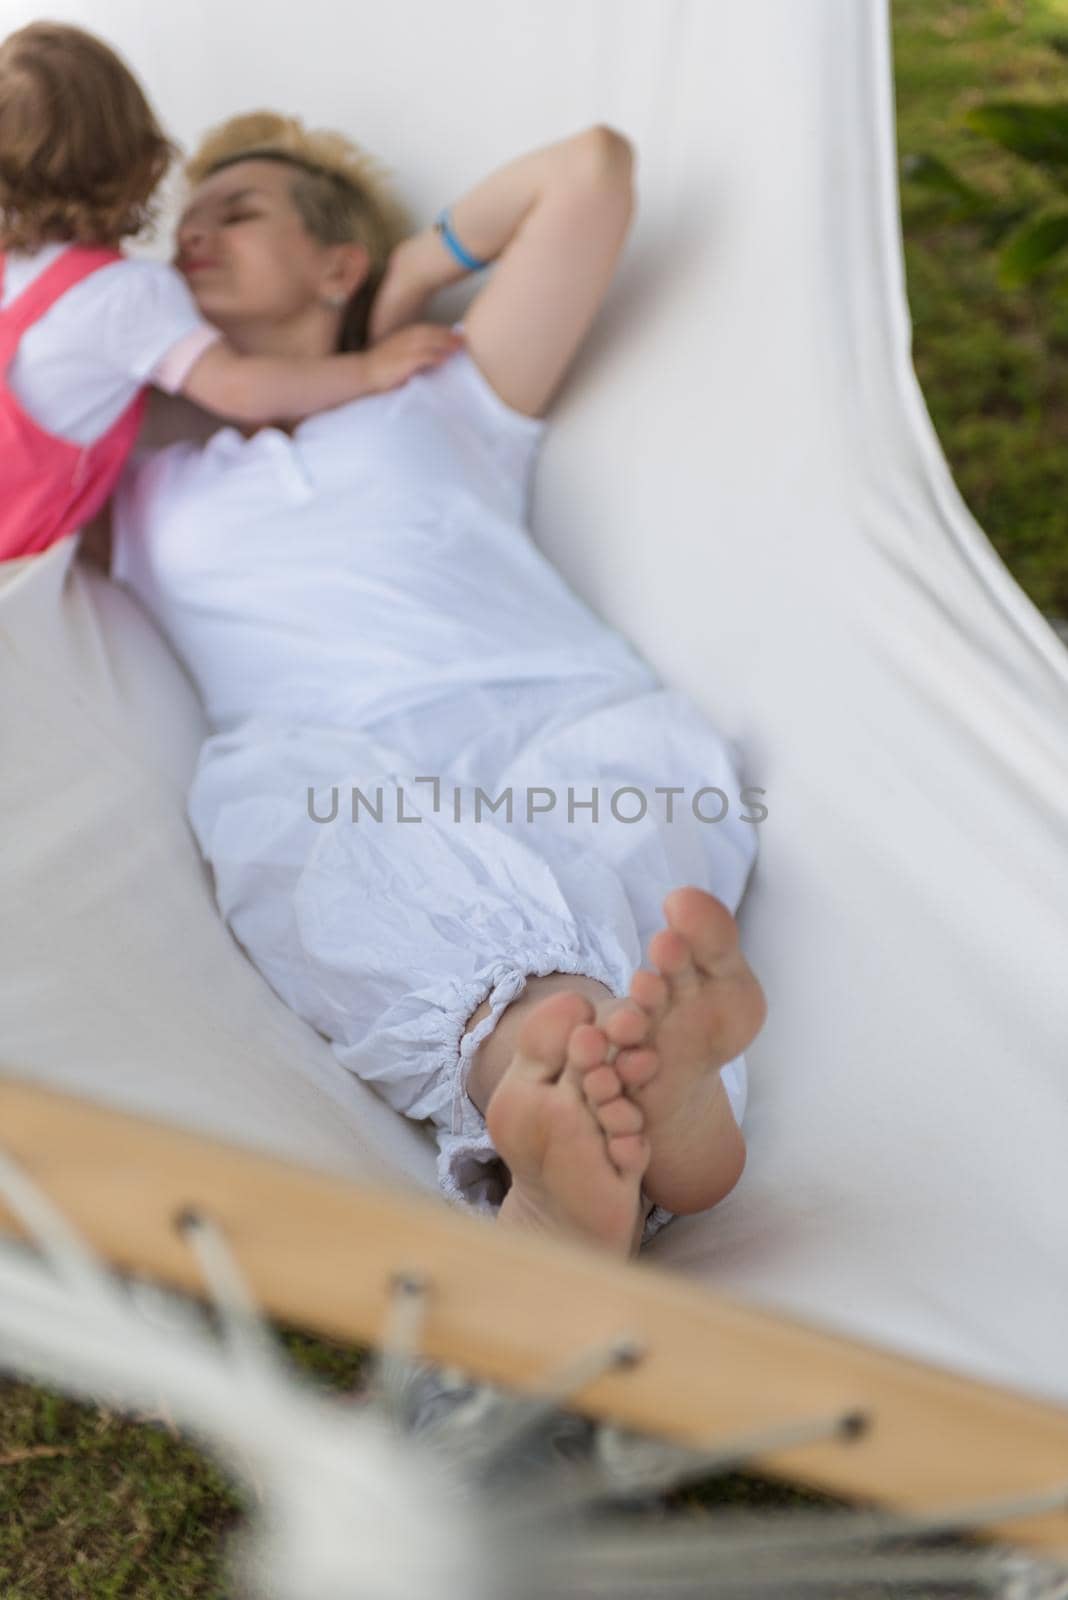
[485,989,656,1257]
[593,888,767,1215]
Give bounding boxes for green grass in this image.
[3,6,1064,1594]
[893,0,1068,618]
[0,1377,243,1599]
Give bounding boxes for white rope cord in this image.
[360,1271,442,1432]
[1,1149,1067,1599]
[493,1406,869,1527]
[422,1331,644,1483]
[529,1546,1068,1600]
[514,1428,1068,1552]
[174,1207,294,1384]
[0,1146,129,1309]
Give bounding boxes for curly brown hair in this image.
[0,22,177,251]
[184,112,414,353]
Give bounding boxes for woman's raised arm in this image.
[372,125,635,420]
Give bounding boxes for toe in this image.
[606,1132,651,1179]
[513,990,595,1082]
[614,1046,659,1091]
[595,997,649,1049]
[628,967,670,1021]
[582,1063,624,1105]
[559,1016,616,1102]
[568,1021,613,1069]
[663,887,740,977]
[594,1094,644,1137]
[648,926,700,991]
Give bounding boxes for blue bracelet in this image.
[435,207,492,272]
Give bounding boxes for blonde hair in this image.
[0,22,176,251]
[184,111,414,352]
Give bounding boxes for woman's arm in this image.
[369,125,635,418]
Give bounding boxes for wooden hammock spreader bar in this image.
[2,1075,1067,1557]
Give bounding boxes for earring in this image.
[322,292,347,309]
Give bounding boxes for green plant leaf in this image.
[901,151,993,214]
[978,204,1036,248]
[962,101,1068,174]
[996,210,1068,286]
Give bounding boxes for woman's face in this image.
[174,158,362,331]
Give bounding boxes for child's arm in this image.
[178,322,465,426]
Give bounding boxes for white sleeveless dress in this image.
[111,327,759,1245]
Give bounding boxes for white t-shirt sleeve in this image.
[436,319,548,499]
[94,259,222,389]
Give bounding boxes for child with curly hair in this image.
[0,21,462,560]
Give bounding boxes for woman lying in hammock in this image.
[83,110,768,1258]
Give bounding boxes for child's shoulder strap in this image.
[0,245,125,338]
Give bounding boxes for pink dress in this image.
[0,247,147,561]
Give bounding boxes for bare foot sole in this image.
[591,888,767,1214]
[485,989,657,1257]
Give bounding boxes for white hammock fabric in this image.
[1,0,1066,1481]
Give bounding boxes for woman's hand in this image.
[367,237,436,345]
[362,323,464,393]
